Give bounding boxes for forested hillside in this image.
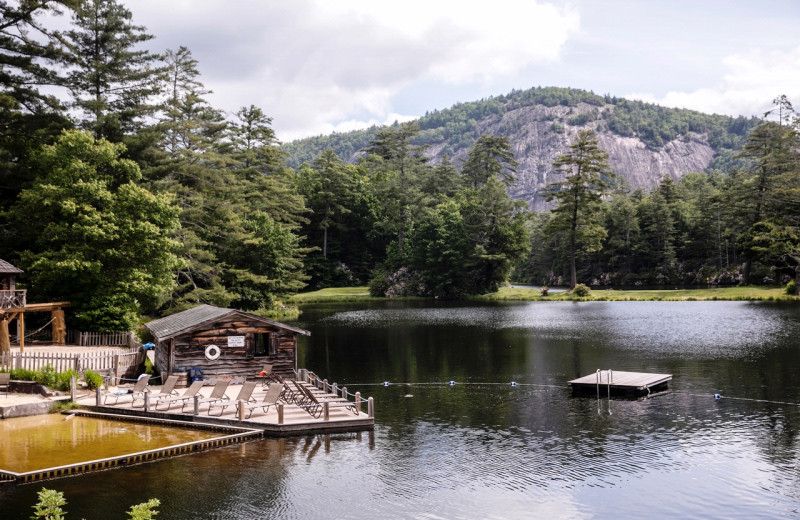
[282,87,759,210]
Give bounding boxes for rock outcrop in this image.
[424,103,716,211]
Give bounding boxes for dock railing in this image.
[295,368,374,419]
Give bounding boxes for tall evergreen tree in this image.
[365,122,429,255]
[60,0,163,141]
[461,134,518,188]
[0,0,74,221]
[300,149,356,259]
[544,130,615,288]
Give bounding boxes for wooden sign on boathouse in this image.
[145,305,310,382]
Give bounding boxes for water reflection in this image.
[1,301,799,519]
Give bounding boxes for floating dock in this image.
[569,370,672,397]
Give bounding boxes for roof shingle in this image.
[145,304,309,340]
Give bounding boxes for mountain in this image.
[281,87,759,210]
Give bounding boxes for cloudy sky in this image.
[122,0,799,142]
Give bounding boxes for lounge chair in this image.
[105,374,151,406]
[244,383,284,419]
[293,380,359,417]
[185,379,230,413]
[277,376,306,405]
[154,380,204,411]
[256,364,276,386]
[0,372,9,396]
[151,374,180,399]
[207,381,258,417]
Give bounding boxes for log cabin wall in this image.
[159,316,298,381]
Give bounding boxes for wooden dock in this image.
[569,370,672,397]
[79,375,374,437]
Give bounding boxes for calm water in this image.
[1,300,799,519]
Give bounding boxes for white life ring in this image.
[205,344,220,360]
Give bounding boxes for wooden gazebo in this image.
[0,259,69,354]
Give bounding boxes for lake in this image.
[1,300,799,519]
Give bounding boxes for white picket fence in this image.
[0,348,144,376]
[74,331,135,347]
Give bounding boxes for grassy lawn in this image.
[290,285,798,303]
[288,287,374,303]
[478,285,797,301]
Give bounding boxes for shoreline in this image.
[289,285,799,304]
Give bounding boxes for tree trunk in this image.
[743,258,752,285]
[323,227,328,259]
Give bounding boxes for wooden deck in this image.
[569,370,672,397]
[79,378,374,436]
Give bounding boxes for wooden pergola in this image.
[0,259,69,354]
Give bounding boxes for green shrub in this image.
[83,370,103,390]
[10,367,36,381]
[368,270,390,297]
[572,284,591,297]
[35,365,57,388]
[32,488,66,520]
[51,401,80,413]
[785,280,797,295]
[55,369,78,392]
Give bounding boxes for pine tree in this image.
[545,130,615,289]
[60,0,163,141]
[461,134,518,188]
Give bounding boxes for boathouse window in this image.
[254,333,275,357]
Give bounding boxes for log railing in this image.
[0,290,25,308]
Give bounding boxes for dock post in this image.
[322,378,328,391]
[342,386,347,399]
[237,400,244,421]
[95,387,101,406]
[323,402,330,421]
[355,392,361,413]
[333,382,338,396]
[277,403,284,424]
[368,397,374,418]
[70,375,76,402]
[144,392,150,412]
[193,395,200,416]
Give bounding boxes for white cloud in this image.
[626,46,800,118]
[131,0,579,140]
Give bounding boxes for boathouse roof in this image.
[145,304,310,340]
[0,259,23,274]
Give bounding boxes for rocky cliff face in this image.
[424,103,716,211]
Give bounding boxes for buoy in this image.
[383,381,389,386]
[510,381,518,387]
[714,393,722,399]
[449,381,456,386]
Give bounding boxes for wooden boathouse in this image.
[146,305,310,382]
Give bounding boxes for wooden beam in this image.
[16,302,71,313]
[0,316,9,355]
[51,309,66,345]
[18,310,24,352]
